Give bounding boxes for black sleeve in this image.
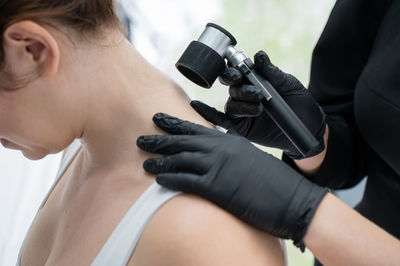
[294,0,392,189]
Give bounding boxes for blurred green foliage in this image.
[220,0,334,84]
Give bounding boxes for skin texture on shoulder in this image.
[129,193,285,266]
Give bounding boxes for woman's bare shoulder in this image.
[129,193,285,266]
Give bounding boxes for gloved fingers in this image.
[225,98,263,118]
[143,152,208,175]
[218,66,243,86]
[152,112,217,136]
[137,135,208,155]
[190,100,233,129]
[229,84,265,102]
[156,173,204,194]
[254,50,286,89]
[255,51,308,97]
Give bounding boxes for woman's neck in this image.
[73,34,203,182]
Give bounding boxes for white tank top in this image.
[17,140,287,266]
[17,140,181,266]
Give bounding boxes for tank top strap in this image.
[91,183,181,266]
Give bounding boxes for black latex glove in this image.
[190,50,326,159]
[137,113,328,250]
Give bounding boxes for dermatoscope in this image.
[176,23,319,157]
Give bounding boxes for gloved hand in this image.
[190,50,326,159]
[137,113,328,250]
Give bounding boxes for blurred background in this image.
[0,0,336,265]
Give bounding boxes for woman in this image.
[0,1,285,265]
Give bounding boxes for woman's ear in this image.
[2,21,60,78]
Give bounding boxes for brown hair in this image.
[0,0,120,90]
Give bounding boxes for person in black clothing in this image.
[306,0,400,237]
[136,0,400,264]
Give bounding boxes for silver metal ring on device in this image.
[224,46,250,67]
[198,27,233,57]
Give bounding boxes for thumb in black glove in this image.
[137,113,328,250]
[190,50,326,159]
